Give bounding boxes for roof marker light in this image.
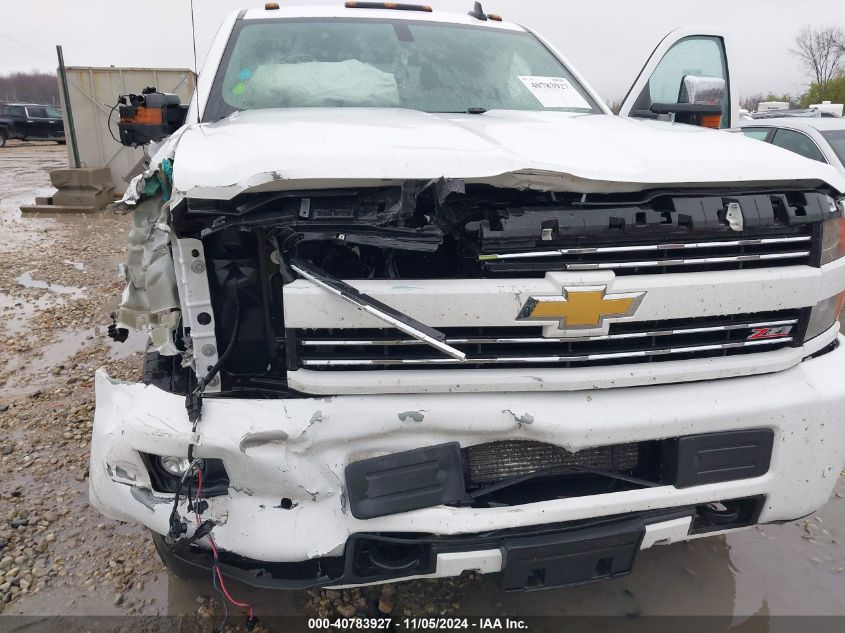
[265,2,280,9]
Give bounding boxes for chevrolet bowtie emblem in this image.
[516,285,646,329]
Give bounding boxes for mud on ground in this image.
[0,143,843,632]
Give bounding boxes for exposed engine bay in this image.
[114,159,835,401]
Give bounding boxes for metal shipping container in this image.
[58,66,196,191]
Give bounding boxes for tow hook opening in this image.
[350,535,434,581]
[690,496,765,534]
[366,541,427,574]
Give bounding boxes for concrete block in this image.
[46,167,114,211]
[49,167,112,190]
[53,189,113,208]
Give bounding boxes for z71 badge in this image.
[747,326,793,340]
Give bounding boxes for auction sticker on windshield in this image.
[518,76,590,109]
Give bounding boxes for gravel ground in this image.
[0,142,843,632]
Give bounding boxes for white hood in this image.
[171,108,845,199]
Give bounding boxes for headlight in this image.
[805,292,845,341]
[820,217,845,265]
[820,196,845,266]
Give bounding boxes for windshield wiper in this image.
[428,108,489,114]
[465,466,660,501]
[290,257,467,362]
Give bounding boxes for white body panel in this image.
[172,107,845,200]
[284,262,845,330]
[90,339,845,563]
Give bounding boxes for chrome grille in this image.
[479,232,815,276]
[295,311,801,370]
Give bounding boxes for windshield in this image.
[204,18,600,120]
[821,130,845,165]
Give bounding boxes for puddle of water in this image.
[0,291,60,335]
[0,144,70,251]
[15,271,86,299]
[0,329,92,399]
[109,328,147,360]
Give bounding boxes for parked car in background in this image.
[735,117,845,175]
[0,102,65,146]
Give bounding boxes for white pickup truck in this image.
[89,2,845,593]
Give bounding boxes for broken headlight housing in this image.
[819,197,845,266]
[805,293,845,342]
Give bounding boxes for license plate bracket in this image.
[501,518,644,591]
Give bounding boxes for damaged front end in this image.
[91,141,845,591]
[113,148,479,399]
[111,155,842,398]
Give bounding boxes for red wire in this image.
[194,469,255,619]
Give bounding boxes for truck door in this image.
[618,27,737,130]
[24,106,50,139]
[8,105,26,138]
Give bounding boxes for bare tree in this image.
[837,30,845,54]
[791,26,845,87]
[0,71,60,105]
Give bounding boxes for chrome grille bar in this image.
[563,251,809,270]
[300,337,792,367]
[479,236,812,261]
[300,319,798,347]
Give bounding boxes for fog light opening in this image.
[159,455,192,477]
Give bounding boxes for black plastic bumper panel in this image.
[345,442,466,519]
[501,517,644,591]
[666,429,774,488]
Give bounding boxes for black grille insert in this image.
[465,440,644,484]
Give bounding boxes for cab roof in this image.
[241,3,525,32]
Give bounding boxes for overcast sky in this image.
[1,0,843,102]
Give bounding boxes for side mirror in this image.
[650,74,725,128]
[679,75,725,106]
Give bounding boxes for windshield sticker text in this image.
[518,76,590,109]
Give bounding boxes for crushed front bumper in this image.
[89,338,845,587]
